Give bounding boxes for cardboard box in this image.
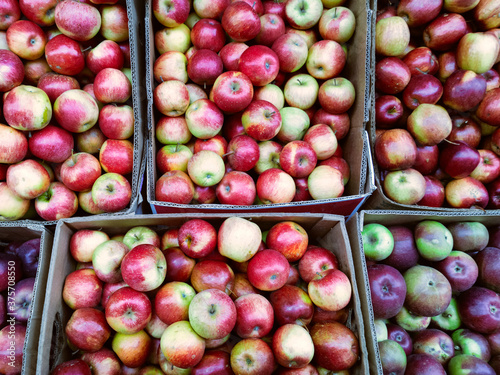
[347,209,500,375]
[3,0,147,225]
[145,0,376,217]
[0,222,53,374]
[38,213,369,373]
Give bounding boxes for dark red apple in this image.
[402,74,443,110]
[458,287,500,334]
[475,247,500,293]
[367,264,406,320]
[382,226,419,271]
[375,57,411,94]
[439,141,481,179]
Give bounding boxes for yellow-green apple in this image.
[445,176,489,208]
[270,285,313,327]
[308,268,351,311]
[375,17,410,56]
[0,124,27,164]
[99,139,134,175]
[161,320,205,368]
[153,51,188,83]
[285,0,323,30]
[267,221,308,262]
[307,165,344,200]
[254,84,284,110]
[187,49,223,86]
[271,33,308,73]
[217,216,261,262]
[254,140,282,173]
[123,227,160,250]
[185,99,224,139]
[6,20,46,60]
[155,281,195,325]
[403,74,443,110]
[221,2,260,42]
[155,24,191,54]
[375,57,411,94]
[3,85,51,131]
[120,244,166,292]
[86,40,124,75]
[277,107,310,143]
[303,124,337,161]
[444,0,479,12]
[185,11,201,28]
[156,116,191,145]
[238,45,279,87]
[186,83,207,104]
[424,13,467,51]
[75,127,105,155]
[23,57,51,85]
[0,50,23,92]
[44,34,85,75]
[383,168,426,204]
[284,74,319,110]
[394,305,431,332]
[112,330,151,368]
[59,152,101,192]
[230,338,275,374]
[93,68,131,104]
[378,339,407,375]
[99,4,129,42]
[156,170,195,203]
[218,42,248,71]
[367,264,406,319]
[272,324,314,368]
[153,0,190,27]
[98,104,134,140]
[193,0,230,19]
[257,168,296,203]
[212,71,254,113]
[306,40,346,80]
[80,348,121,375]
[55,0,101,41]
[457,33,499,74]
[280,140,317,178]
[34,181,78,220]
[318,77,355,114]
[66,308,111,352]
[318,6,355,43]
[37,72,80,104]
[247,249,289,291]
[70,229,109,263]
[6,159,50,199]
[54,89,99,133]
[227,135,259,171]
[216,171,256,205]
[190,259,235,293]
[361,223,394,261]
[414,220,453,262]
[62,269,103,309]
[0,0,20,30]
[255,13,285,46]
[105,286,152,334]
[188,288,236,340]
[91,240,129,283]
[187,150,225,186]
[178,219,216,258]
[52,359,91,375]
[91,172,132,212]
[407,104,452,146]
[234,293,274,338]
[157,144,193,174]
[311,321,358,371]
[452,329,491,361]
[191,19,225,52]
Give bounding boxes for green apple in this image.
[431,298,461,331]
[361,223,394,261]
[285,0,323,30]
[414,221,454,261]
[374,319,388,342]
[375,16,410,57]
[448,354,495,375]
[452,329,492,361]
[187,150,224,187]
[254,84,285,110]
[457,32,500,74]
[155,24,191,54]
[383,168,426,205]
[394,306,431,332]
[277,107,310,143]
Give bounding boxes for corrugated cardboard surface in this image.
[0,223,53,375]
[38,213,368,374]
[145,0,376,216]
[3,0,147,226]
[348,209,500,375]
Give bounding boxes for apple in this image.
[277,107,310,143]
[476,88,500,126]
[318,77,355,114]
[403,74,443,110]
[272,324,314,369]
[3,85,51,131]
[6,20,46,60]
[407,104,452,146]
[414,220,453,262]
[308,268,351,312]
[156,170,194,204]
[457,33,500,75]
[271,33,308,73]
[52,359,91,375]
[266,221,308,262]
[34,181,78,220]
[120,244,166,292]
[221,1,260,42]
[387,324,413,355]
[412,329,455,365]
[112,330,151,368]
[63,269,103,309]
[247,249,290,291]
[257,168,296,204]
[216,171,256,205]
[0,123,27,164]
[192,0,230,19]
[66,308,111,352]
[76,127,106,155]
[191,19,225,53]
[160,321,205,368]
[187,49,224,86]
[178,219,216,259]
[452,328,491,361]
[211,71,254,113]
[367,264,406,319]
[298,246,338,283]
[93,67,131,104]
[54,89,99,133]
[91,172,132,212]
[99,4,129,42]
[378,339,407,375]
[23,57,51,85]
[374,128,417,171]
[153,0,189,27]
[44,34,85,76]
[375,95,404,128]
[218,42,248,72]
[443,70,487,112]
[376,57,411,94]
[6,159,50,199]
[15,238,41,277]
[0,0,20,30]
[105,286,152,334]
[270,285,313,327]
[448,354,496,375]
[284,74,318,110]
[280,140,317,178]
[156,116,191,146]
[375,16,410,56]
[98,104,134,140]
[92,239,129,283]
[55,0,101,41]
[233,293,274,338]
[191,260,235,293]
[475,247,500,292]
[458,287,500,334]
[242,100,282,141]
[424,13,467,51]
[0,50,23,92]
[80,348,121,375]
[70,229,110,263]
[445,177,489,208]
[218,217,262,262]
[284,0,323,30]
[230,338,275,374]
[307,165,344,200]
[153,51,188,83]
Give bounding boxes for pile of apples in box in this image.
[0,0,136,221]
[51,218,360,374]
[362,218,500,374]
[374,0,500,209]
[151,0,355,206]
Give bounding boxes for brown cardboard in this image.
[0,222,53,375]
[4,0,147,226]
[145,0,375,216]
[38,213,369,374]
[348,209,500,375]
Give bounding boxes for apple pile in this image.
[52,217,360,374]
[373,0,500,209]
[361,218,500,374]
[0,237,42,373]
[0,0,137,221]
[151,0,356,206]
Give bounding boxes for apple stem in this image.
[223,151,235,157]
[82,46,92,53]
[160,76,164,83]
[204,82,207,90]
[334,7,337,17]
[443,138,460,146]
[175,143,179,152]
